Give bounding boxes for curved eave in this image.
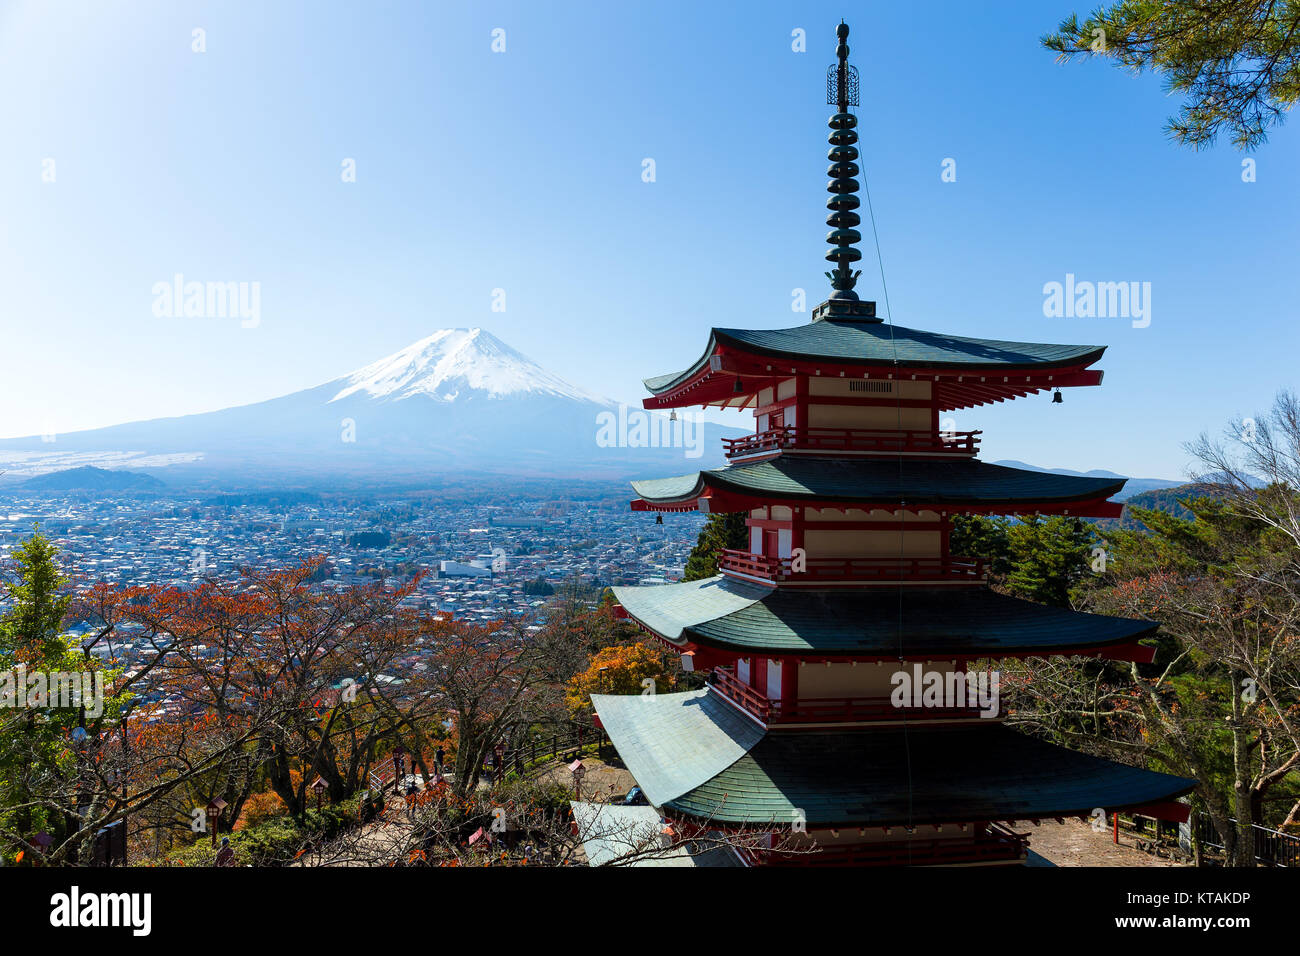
[611,577,770,646]
[613,578,1158,660]
[630,494,1123,519]
[629,472,707,509]
[630,459,1127,519]
[662,721,1196,828]
[642,325,1108,411]
[590,690,765,808]
[642,331,723,395]
[710,326,1106,373]
[703,468,1126,511]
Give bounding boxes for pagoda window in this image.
[737,657,751,685]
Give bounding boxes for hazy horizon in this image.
[3,0,1296,479]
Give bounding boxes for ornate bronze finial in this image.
[824,21,862,303]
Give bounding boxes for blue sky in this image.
[1,0,1296,478]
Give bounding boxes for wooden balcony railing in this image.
[718,549,987,585]
[723,426,981,459]
[709,667,996,725]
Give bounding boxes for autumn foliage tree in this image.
[0,553,472,864]
[91,559,438,823]
[1083,498,1299,863]
[565,642,674,717]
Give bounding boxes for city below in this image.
[0,482,703,715]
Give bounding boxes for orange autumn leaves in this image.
[564,642,674,716]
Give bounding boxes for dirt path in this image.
[535,757,635,801]
[290,774,431,867]
[1015,818,1184,867]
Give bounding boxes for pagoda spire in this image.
[816,22,877,323]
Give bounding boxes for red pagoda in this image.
[593,22,1194,866]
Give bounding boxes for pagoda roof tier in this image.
[591,689,765,807]
[593,690,1194,826]
[611,577,1157,659]
[641,323,1106,411]
[630,457,1125,517]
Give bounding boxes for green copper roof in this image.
[591,690,764,807]
[631,457,1125,507]
[644,322,1106,394]
[611,577,1157,655]
[611,576,772,643]
[663,720,1195,827]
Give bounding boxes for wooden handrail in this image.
[708,668,998,724]
[718,550,988,584]
[710,667,773,720]
[723,426,982,458]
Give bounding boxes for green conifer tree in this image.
[1044,1,1300,149]
[1004,514,1098,608]
[682,513,748,582]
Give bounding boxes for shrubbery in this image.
[164,794,365,867]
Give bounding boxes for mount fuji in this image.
[0,329,739,489]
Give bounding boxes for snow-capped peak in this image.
[329,328,607,405]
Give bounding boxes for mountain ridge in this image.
[21,465,166,492]
[991,459,1185,501]
[0,328,739,487]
